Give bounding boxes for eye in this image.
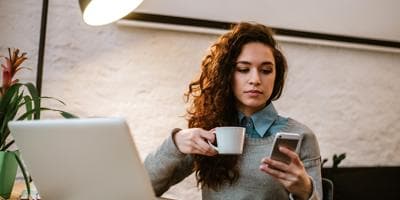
[260,68,273,74]
[236,66,249,73]
[261,69,272,74]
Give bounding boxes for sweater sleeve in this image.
[298,131,323,200]
[282,119,323,200]
[144,132,194,196]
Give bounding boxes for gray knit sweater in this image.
[144,118,322,200]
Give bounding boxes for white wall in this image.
[1,1,399,199]
[136,0,400,41]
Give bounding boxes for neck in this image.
[239,105,266,117]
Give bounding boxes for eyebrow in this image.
[236,61,274,66]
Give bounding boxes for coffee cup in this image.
[208,127,245,154]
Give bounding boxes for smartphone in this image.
[269,132,302,164]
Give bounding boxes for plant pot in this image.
[0,151,18,199]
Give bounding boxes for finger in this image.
[195,138,218,155]
[198,129,215,142]
[188,143,211,155]
[260,163,298,184]
[205,148,218,156]
[194,146,217,156]
[259,163,289,180]
[279,146,297,159]
[279,146,302,165]
[260,158,290,174]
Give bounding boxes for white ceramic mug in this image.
[208,127,245,154]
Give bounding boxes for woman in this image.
[145,22,322,200]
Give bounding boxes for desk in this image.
[11,180,172,200]
[10,181,25,200]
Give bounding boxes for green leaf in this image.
[23,96,33,120]
[1,91,22,131]
[0,140,14,151]
[1,80,78,151]
[0,85,23,148]
[41,96,66,105]
[17,107,74,120]
[0,84,21,126]
[13,151,31,197]
[23,83,40,119]
[60,111,79,119]
[332,153,346,169]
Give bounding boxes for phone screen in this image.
[270,137,299,164]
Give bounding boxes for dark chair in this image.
[322,178,334,200]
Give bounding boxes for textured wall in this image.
[1,1,399,199]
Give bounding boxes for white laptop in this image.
[8,118,156,200]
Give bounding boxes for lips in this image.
[244,90,263,97]
[245,90,262,94]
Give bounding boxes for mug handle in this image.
[207,140,219,153]
[208,128,219,153]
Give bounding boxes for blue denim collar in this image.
[238,103,278,137]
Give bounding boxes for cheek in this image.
[264,76,276,95]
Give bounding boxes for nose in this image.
[248,69,261,85]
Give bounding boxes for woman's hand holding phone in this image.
[259,133,312,200]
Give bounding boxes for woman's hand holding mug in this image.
[173,128,217,156]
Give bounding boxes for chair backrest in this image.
[322,178,334,200]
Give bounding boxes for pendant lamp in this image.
[79,0,144,26]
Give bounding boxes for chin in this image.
[243,102,266,110]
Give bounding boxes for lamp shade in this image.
[79,0,144,26]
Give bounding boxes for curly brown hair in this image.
[185,22,288,190]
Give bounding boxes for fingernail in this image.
[259,164,268,170]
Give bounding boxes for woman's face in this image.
[232,42,276,116]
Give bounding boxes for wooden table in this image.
[10,180,25,200]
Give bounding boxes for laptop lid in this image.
[8,118,156,200]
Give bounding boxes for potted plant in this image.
[0,48,76,199]
[322,153,400,200]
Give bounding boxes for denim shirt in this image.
[238,103,288,138]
